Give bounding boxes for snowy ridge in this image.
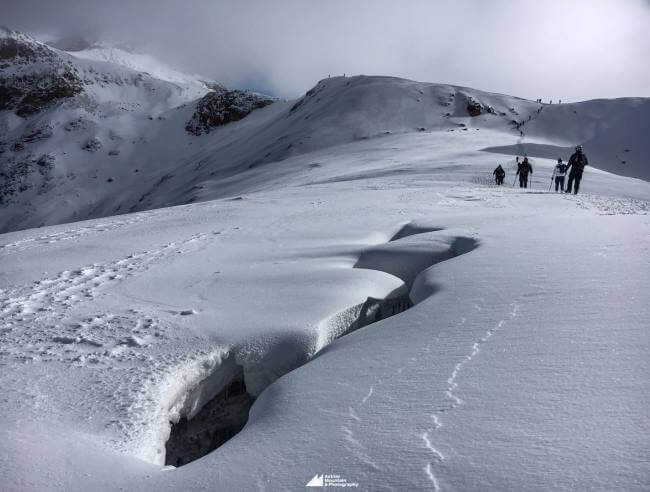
[1,132,649,489]
[2,39,649,233]
[70,44,210,91]
[1,27,649,491]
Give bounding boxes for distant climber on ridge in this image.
[516,156,533,188]
[493,164,506,185]
[565,145,589,194]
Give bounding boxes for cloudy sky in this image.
[4,0,650,101]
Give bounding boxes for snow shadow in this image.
[165,367,253,467]
[481,142,574,162]
[318,227,478,350]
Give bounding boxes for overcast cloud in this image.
[3,0,650,101]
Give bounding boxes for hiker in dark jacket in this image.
[566,145,588,194]
[516,156,533,188]
[553,158,567,192]
[493,164,506,185]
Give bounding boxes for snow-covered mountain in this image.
[1,28,648,234]
[0,28,272,232]
[1,27,649,492]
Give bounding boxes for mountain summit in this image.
[1,29,648,233]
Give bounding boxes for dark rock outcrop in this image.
[82,138,102,152]
[21,121,53,143]
[185,87,273,136]
[467,98,482,117]
[0,27,84,116]
[0,152,55,203]
[466,97,495,117]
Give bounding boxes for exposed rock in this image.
[185,87,273,136]
[0,27,55,62]
[0,153,55,203]
[11,71,83,117]
[64,117,89,132]
[83,138,102,152]
[36,153,55,168]
[21,121,53,143]
[464,96,496,117]
[467,98,482,117]
[0,28,84,116]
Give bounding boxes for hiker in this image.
[517,156,533,188]
[493,164,505,185]
[553,158,567,192]
[566,145,589,194]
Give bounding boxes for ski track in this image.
[422,301,520,490]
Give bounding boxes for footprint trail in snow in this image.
[0,231,217,363]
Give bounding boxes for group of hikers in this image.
[492,145,589,194]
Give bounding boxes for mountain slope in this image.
[1,28,649,490]
[1,29,648,235]
[0,28,271,232]
[483,97,650,181]
[1,113,648,491]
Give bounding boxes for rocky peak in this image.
[0,27,58,63]
[0,27,84,116]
